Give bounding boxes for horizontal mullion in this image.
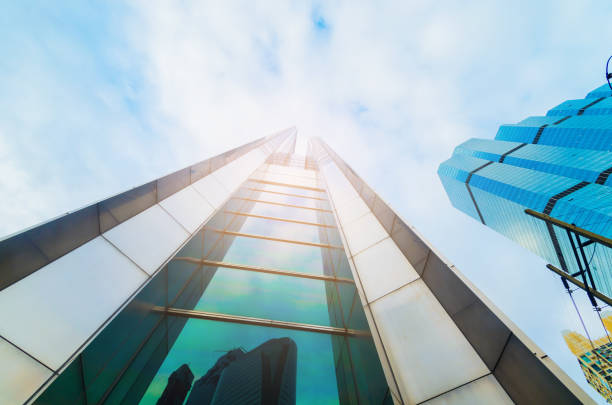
[173,257,354,284]
[224,210,335,228]
[248,178,326,192]
[154,307,370,337]
[263,171,318,183]
[233,197,332,212]
[244,187,328,201]
[204,228,343,249]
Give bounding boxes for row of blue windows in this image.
[439,83,612,297]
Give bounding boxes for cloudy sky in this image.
[2,1,612,402]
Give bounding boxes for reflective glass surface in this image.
[438,84,612,298]
[37,161,390,405]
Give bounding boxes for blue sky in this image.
[2,1,612,402]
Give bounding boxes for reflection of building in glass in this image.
[157,364,193,405]
[0,129,592,404]
[185,348,245,405]
[563,313,612,403]
[439,84,612,297]
[197,337,297,405]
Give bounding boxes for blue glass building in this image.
[439,83,612,296]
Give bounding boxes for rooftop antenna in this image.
[607,55,612,91]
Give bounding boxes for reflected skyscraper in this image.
[162,337,297,405]
[157,364,193,405]
[439,83,612,297]
[195,337,297,405]
[185,349,245,405]
[0,129,592,404]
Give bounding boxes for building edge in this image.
[310,137,594,405]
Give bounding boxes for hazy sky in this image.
[2,1,612,402]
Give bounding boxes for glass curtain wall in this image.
[36,155,390,405]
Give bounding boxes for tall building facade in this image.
[0,129,592,404]
[439,83,612,296]
[563,313,612,403]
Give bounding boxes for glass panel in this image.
[138,319,342,405]
[249,202,321,223]
[265,164,318,179]
[263,172,320,189]
[244,180,326,198]
[239,189,325,209]
[37,160,390,405]
[82,268,166,404]
[174,266,352,326]
[35,356,86,405]
[238,216,323,244]
[219,235,327,275]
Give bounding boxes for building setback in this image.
[439,83,612,297]
[0,128,592,404]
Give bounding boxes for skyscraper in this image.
[563,312,612,403]
[0,129,591,404]
[439,83,612,297]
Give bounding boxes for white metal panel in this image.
[421,375,513,405]
[215,149,266,193]
[360,303,403,404]
[353,237,420,302]
[191,174,230,209]
[320,164,360,207]
[0,338,52,405]
[104,204,189,275]
[342,212,388,255]
[212,165,239,192]
[214,159,245,192]
[159,185,214,233]
[335,195,370,226]
[370,279,489,404]
[0,237,147,370]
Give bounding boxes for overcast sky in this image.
[2,1,612,402]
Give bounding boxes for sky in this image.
[1,1,612,402]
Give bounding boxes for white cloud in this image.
[2,0,612,401]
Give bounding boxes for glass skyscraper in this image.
[0,129,592,404]
[439,83,612,297]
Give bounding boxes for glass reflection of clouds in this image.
[239,216,323,244]
[223,236,325,275]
